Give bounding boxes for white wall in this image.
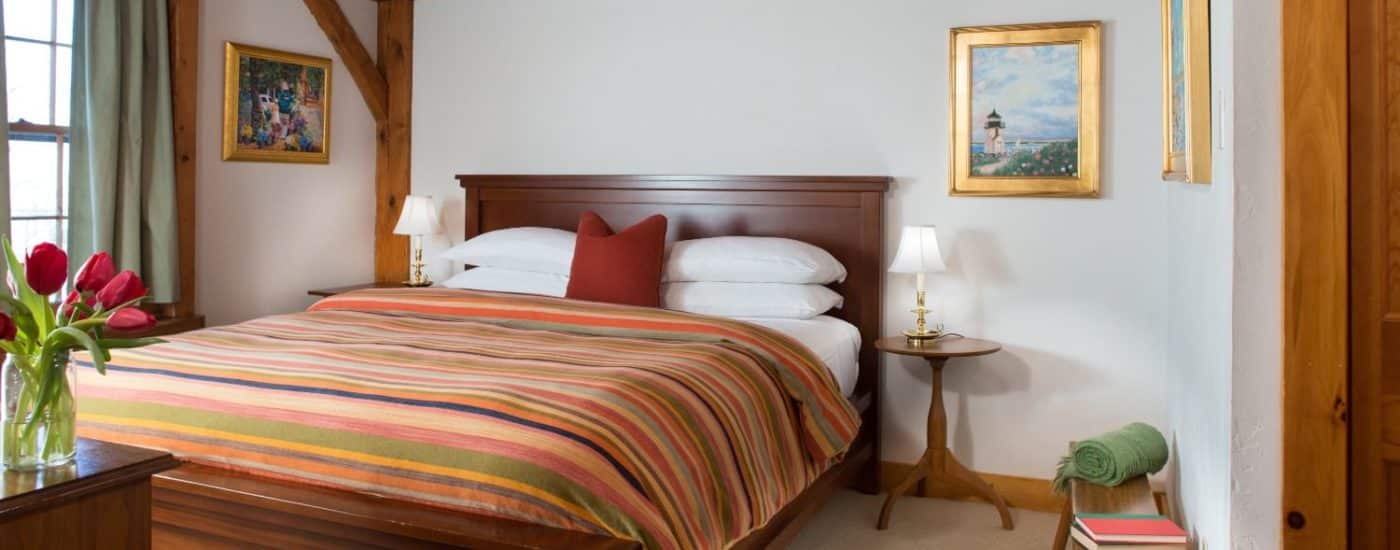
[1228,0,1282,546]
[412,0,1169,479]
[1165,0,1283,545]
[1165,0,1235,545]
[196,0,378,326]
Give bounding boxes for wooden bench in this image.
[1050,441,1169,549]
[1051,476,1161,549]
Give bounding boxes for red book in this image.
[1074,514,1187,544]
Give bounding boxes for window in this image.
[5,0,73,256]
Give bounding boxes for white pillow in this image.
[664,236,846,284]
[440,267,568,297]
[439,227,575,275]
[661,282,843,319]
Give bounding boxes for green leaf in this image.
[0,294,38,344]
[47,326,107,376]
[0,294,26,314]
[0,238,18,299]
[2,237,33,301]
[2,237,51,339]
[106,296,150,314]
[65,317,106,333]
[21,349,57,441]
[96,337,165,349]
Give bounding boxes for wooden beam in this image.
[302,0,389,124]
[1281,0,1349,546]
[374,0,412,283]
[166,0,199,319]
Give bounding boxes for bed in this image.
[80,174,888,549]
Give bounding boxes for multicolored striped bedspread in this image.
[76,288,859,549]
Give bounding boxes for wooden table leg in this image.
[877,356,1016,531]
[944,451,1014,529]
[877,451,931,529]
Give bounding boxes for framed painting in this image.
[949,21,1101,197]
[222,42,331,163]
[1162,0,1211,183]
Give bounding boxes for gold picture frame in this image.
[949,21,1101,197]
[1161,0,1211,183]
[222,42,331,163]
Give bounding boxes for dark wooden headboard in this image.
[455,174,889,403]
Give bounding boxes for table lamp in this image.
[393,195,443,287]
[889,225,948,341]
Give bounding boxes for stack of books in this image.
[1070,513,1187,549]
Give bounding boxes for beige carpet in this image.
[790,491,1059,549]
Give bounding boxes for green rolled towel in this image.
[1053,422,1168,493]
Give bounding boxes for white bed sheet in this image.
[739,315,861,396]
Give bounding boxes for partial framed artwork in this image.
[949,21,1101,197]
[1162,0,1211,183]
[222,42,331,163]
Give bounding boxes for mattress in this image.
[741,315,861,396]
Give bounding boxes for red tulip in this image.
[24,242,67,295]
[95,271,147,308]
[105,308,156,332]
[0,313,15,340]
[60,290,93,320]
[74,252,115,292]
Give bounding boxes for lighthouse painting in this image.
[968,43,1080,177]
[949,21,1100,196]
[983,109,1006,155]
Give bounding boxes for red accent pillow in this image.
[566,211,668,307]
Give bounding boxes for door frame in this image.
[1344,0,1390,547]
[1281,0,1349,547]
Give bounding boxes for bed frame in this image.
[150,174,889,549]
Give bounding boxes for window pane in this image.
[10,219,59,261]
[55,0,72,45]
[6,39,51,124]
[9,139,59,216]
[3,0,53,43]
[54,45,68,126]
[59,139,67,216]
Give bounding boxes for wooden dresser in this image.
[1,438,178,549]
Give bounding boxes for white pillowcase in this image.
[439,227,575,275]
[440,267,568,297]
[661,282,843,319]
[663,236,846,284]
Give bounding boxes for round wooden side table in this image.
[874,335,1013,531]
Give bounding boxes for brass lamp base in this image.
[404,241,432,287]
[905,288,944,344]
[903,327,943,341]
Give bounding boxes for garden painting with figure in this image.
[233,53,326,156]
[969,43,1080,178]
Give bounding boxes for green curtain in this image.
[68,0,178,303]
[0,7,11,252]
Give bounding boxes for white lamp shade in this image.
[888,225,947,274]
[393,195,443,236]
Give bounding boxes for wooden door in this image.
[1351,0,1400,546]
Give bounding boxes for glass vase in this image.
[2,350,77,470]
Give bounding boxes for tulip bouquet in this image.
[0,238,161,470]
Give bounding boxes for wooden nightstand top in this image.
[0,438,178,517]
[874,336,1001,359]
[307,282,404,297]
